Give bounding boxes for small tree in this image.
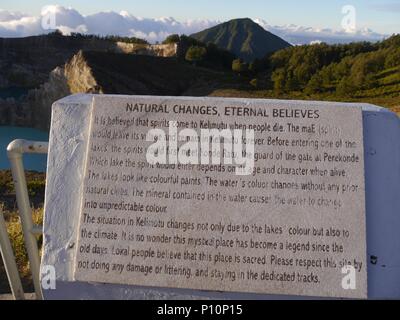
[163,34,180,44]
[385,48,400,68]
[305,73,324,95]
[49,29,63,37]
[232,59,248,76]
[185,46,207,66]
[336,76,356,97]
[284,70,300,92]
[272,68,286,94]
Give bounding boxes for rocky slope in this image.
[1,50,241,130]
[0,34,178,89]
[0,34,179,129]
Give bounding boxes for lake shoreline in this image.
[0,126,48,172]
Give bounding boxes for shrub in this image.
[185,46,207,65]
[6,209,43,277]
[27,180,46,197]
[162,34,180,44]
[232,59,249,75]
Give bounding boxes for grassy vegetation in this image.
[250,35,400,110]
[0,170,45,294]
[210,86,400,115]
[157,33,400,112]
[208,36,400,114]
[0,208,43,294]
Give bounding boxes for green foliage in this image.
[0,169,46,291]
[5,209,43,277]
[284,70,300,91]
[162,34,180,44]
[272,68,286,94]
[305,73,324,95]
[0,170,46,212]
[216,33,399,107]
[380,34,400,49]
[232,59,249,74]
[48,29,63,37]
[319,64,336,86]
[171,35,235,70]
[336,76,356,97]
[69,32,149,44]
[0,171,14,195]
[349,52,384,89]
[185,46,207,64]
[178,35,205,51]
[27,180,46,197]
[333,56,353,79]
[265,35,400,97]
[105,35,149,45]
[385,48,400,68]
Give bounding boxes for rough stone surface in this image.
[73,96,367,298]
[41,94,400,300]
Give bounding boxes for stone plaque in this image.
[73,95,367,298]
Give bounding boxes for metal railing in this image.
[0,139,49,300]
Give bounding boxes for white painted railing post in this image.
[7,139,48,300]
[0,208,25,300]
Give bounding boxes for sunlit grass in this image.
[3,208,43,278]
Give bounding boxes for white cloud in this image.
[253,18,386,45]
[0,5,388,44]
[310,40,323,45]
[57,24,88,36]
[41,5,85,28]
[0,9,27,22]
[0,14,42,37]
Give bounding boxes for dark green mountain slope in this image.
[190,18,291,61]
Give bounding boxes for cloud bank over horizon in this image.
[0,5,389,45]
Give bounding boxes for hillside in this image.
[210,35,400,114]
[0,32,399,131]
[190,18,291,62]
[69,51,238,96]
[0,33,112,89]
[1,50,244,130]
[0,32,176,89]
[265,35,400,109]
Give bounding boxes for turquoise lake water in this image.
[0,126,49,172]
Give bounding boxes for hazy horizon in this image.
[0,2,399,44]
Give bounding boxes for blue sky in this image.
[1,0,399,34]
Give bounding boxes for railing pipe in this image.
[7,139,48,300]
